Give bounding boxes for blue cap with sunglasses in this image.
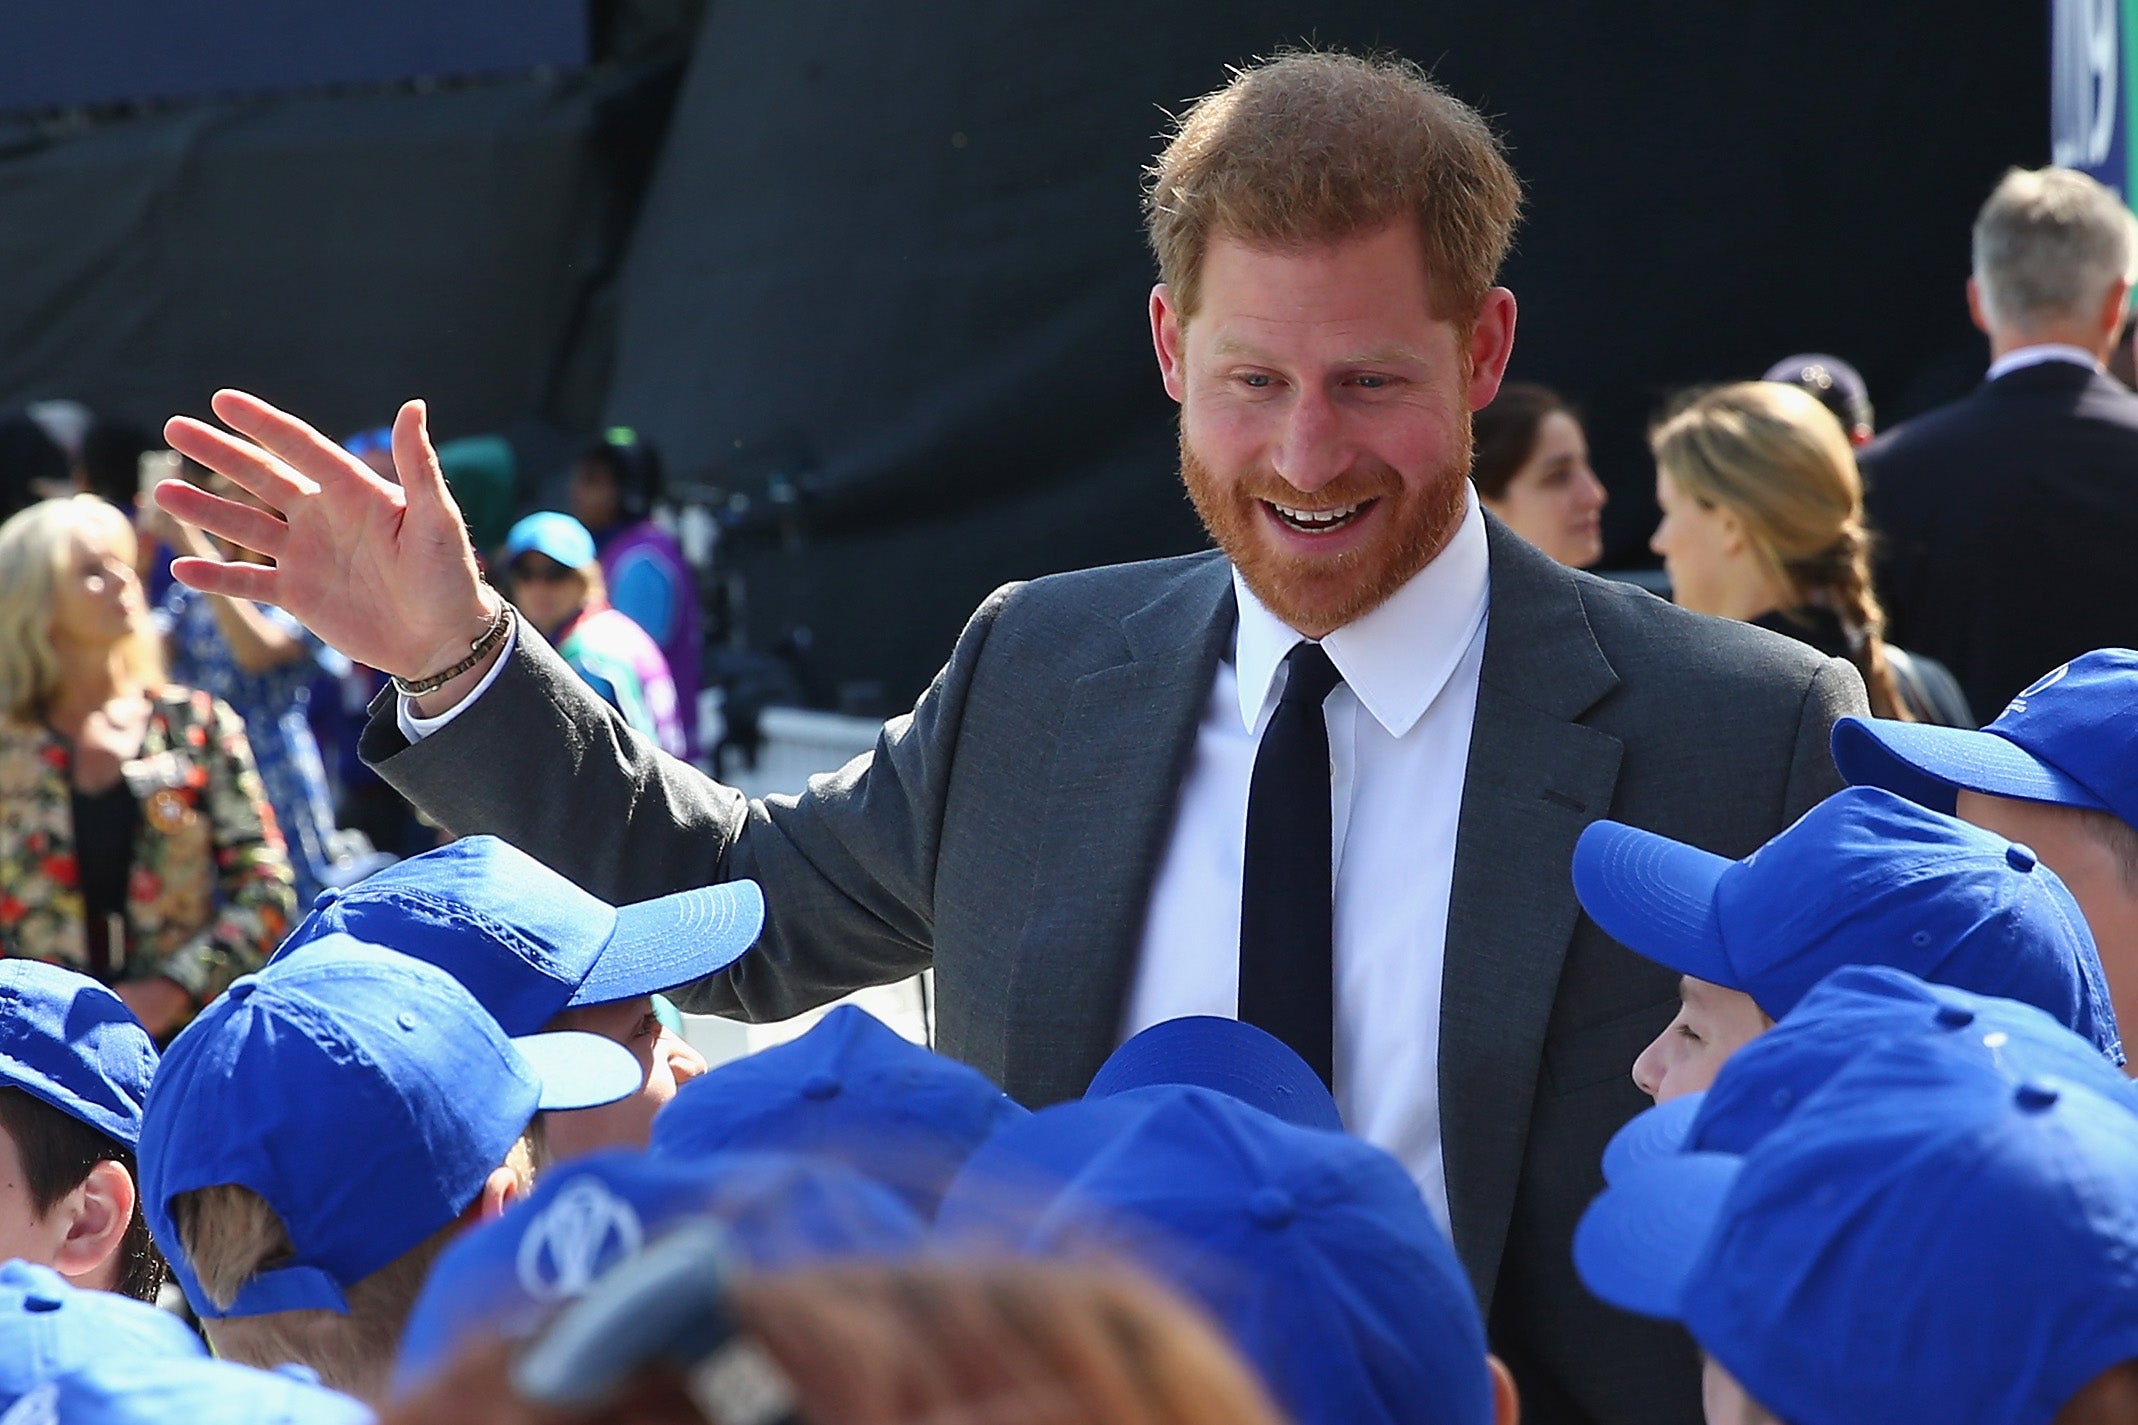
[275,836,763,1037]
[394,1148,924,1395]
[1575,1036,2138,1425]
[1834,649,2138,828]
[139,936,643,1320]
[504,512,596,572]
[1571,786,2119,1053]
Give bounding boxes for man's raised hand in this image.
[158,392,501,687]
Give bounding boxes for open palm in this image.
[159,391,496,681]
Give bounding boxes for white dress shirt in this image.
[1120,490,1491,1230]
[1986,343,2099,381]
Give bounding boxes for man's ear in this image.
[1967,276,1991,337]
[50,1160,134,1291]
[1151,284,1189,404]
[477,1165,524,1223]
[1465,287,1520,411]
[1487,1354,1520,1425]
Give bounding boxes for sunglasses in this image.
[509,557,579,585]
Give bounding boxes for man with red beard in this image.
[157,52,1860,1425]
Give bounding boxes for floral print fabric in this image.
[0,686,297,1003]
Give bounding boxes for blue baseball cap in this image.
[138,936,643,1320]
[1571,786,2119,1042]
[395,1148,923,1394]
[935,1085,1493,1425]
[649,1005,1027,1221]
[0,1261,203,1411]
[0,1359,373,1425]
[1833,650,2138,826]
[1089,1016,1343,1132]
[1576,1039,2138,1425]
[504,512,596,570]
[276,836,764,1036]
[0,962,156,1147]
[1602,965,2134,1182]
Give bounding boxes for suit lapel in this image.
[999,556,1235,1105]
[1440,520,1624,1307]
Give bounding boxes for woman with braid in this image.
[1648,381,1973,727]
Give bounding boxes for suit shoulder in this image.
[1565,570,1834,695]
[994,550,1227,627]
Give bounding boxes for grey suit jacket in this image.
[364,519,1864,1425]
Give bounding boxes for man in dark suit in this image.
[1862,165,2138,720]
[159,52,1862,1425]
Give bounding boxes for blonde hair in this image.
[383,1258,1288,1425]
[0,495,163,723]
[1650,383,1912,721]
[1146,50,1522,325]
[170,1137,538,1405]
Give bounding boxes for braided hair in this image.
[1650,382,1912,720]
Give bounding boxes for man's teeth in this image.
[1269,501,1365,531]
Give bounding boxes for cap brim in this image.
[1571,822,1738,987]
[513,1030,645,1111]
[1087,1016,1343,1132]
[1572,1152,1741,1320]
[1831,716,2105,814]
[570,881,766,1009]
[1600,1093,1703,1184]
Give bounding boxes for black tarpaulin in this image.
[606,2,2050,713]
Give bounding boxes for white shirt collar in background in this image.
[1986,343,2100,382]
[1233,486,1491,738]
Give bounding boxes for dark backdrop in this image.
[607,2,2050,713]
[0,4,2051,714]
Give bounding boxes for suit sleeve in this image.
[359,584,1021,1023]
[1779,656,1869,822]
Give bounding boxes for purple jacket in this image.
[597,520,703,760]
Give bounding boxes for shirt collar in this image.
[1985,344,2100,382]
[1233,486,1491,738]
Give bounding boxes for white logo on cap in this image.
[2006,662,2073,716]
[0,1384,58,1425]
[515,1178,645,1302]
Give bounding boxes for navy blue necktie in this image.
[1239,641,1345,1087]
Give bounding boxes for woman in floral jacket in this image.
[0,496,294,1034]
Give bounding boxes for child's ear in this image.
[477,1165,524,1222]
[1488,1354,1520,1425]
[51,1160,134,1290]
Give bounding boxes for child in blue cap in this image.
[1571,784,2120,1102]
[276,834,764,1160]
[136,935,641,1406]
[0,962,162,1301]
[1575,1016,2138,1425]
[1835,648,2138,1074]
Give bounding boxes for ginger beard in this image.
[1178,418,1473,636]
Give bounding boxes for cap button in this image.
[228,979,257,1002]
[311,887,343,912]
[2007,843,2038,873]
[2016,1082,2060,1113]
[800,1073,842,1102]
[1934,1004,1976,1029]
[21,1293,61,1313]
[1247,1187,1294,1230]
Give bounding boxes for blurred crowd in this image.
[0,45,2135,1425]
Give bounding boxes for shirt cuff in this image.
[396,622,520,743]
